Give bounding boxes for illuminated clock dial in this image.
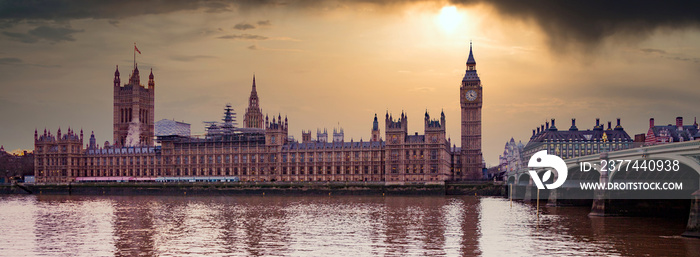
[466,90,477,101]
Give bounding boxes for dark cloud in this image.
[28,26,83,42]
[218,33,268,40]
[233,22,256,30]
[248,44,258,50]
[668,56,700,64]
[108,20,119,27]
[2,31,37,43]
[3,26,83,43]
[0,57,22,65]
[640,48,666,55]
[639,48,700,63]
[169,55,216,62]
[1,1,700,52]
[452,0,700,52]
[0,57,59,67]
[257,20,271,26]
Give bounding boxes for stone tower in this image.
[460,43,483,180]
[244,75,264,129]
[371,113,381,142]
[113,64,155,147]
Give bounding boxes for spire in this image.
[466,41,476,65]
[248,74,259,108]
[463,42,479,81]
[148,68,155,88]
[114,65,121,86]
[373,113,379,131]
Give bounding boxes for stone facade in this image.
[34,48,484,184]
[522,118,634,162]
[113,65,155,147]
[645,117,700,146]
[460,43,484,180]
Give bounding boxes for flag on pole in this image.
[135,45,141,54]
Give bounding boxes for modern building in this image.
[155,119,191,137]
[644,117,700,146]
[522,118,634,162]
[34,46,485,183]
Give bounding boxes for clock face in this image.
[466,90,477,101]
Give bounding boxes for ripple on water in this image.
[0,195,694,256]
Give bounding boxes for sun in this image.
[437,6,462,33]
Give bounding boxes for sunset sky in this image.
[2,1,700,165]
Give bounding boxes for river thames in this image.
[0,195,697,256]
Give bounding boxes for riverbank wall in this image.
[0,182,506,196]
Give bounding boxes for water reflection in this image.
[0,195,696,256]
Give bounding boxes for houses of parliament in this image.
[33,45,485,184]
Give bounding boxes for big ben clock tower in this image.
[460,43,483,180]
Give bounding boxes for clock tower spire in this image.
[460,42,483,180]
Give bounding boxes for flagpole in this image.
[133,42,136,70]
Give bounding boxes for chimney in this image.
[650,118,655,128]
[676,117,683,128]
[569,118,578,131]
[551,119,556,129]
[537,127,540,134]
[607,121,612,130]
[546,122,549,130]
[532,129,536,136]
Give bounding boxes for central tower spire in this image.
[243,74,264,128]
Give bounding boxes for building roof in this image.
[281,141,385,150]
[650,124,699,142]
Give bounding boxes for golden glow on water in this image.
[0,195,697,256]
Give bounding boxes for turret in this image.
[114,65,120,87]
[89,131,97,150]
[148,68,155,88]
[265,113,288,145]
[371,113,381,142]
[441,109,446,125]
[302,130,312,143]
[129,64,140,86]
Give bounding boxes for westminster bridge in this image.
[505,140,700,238]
